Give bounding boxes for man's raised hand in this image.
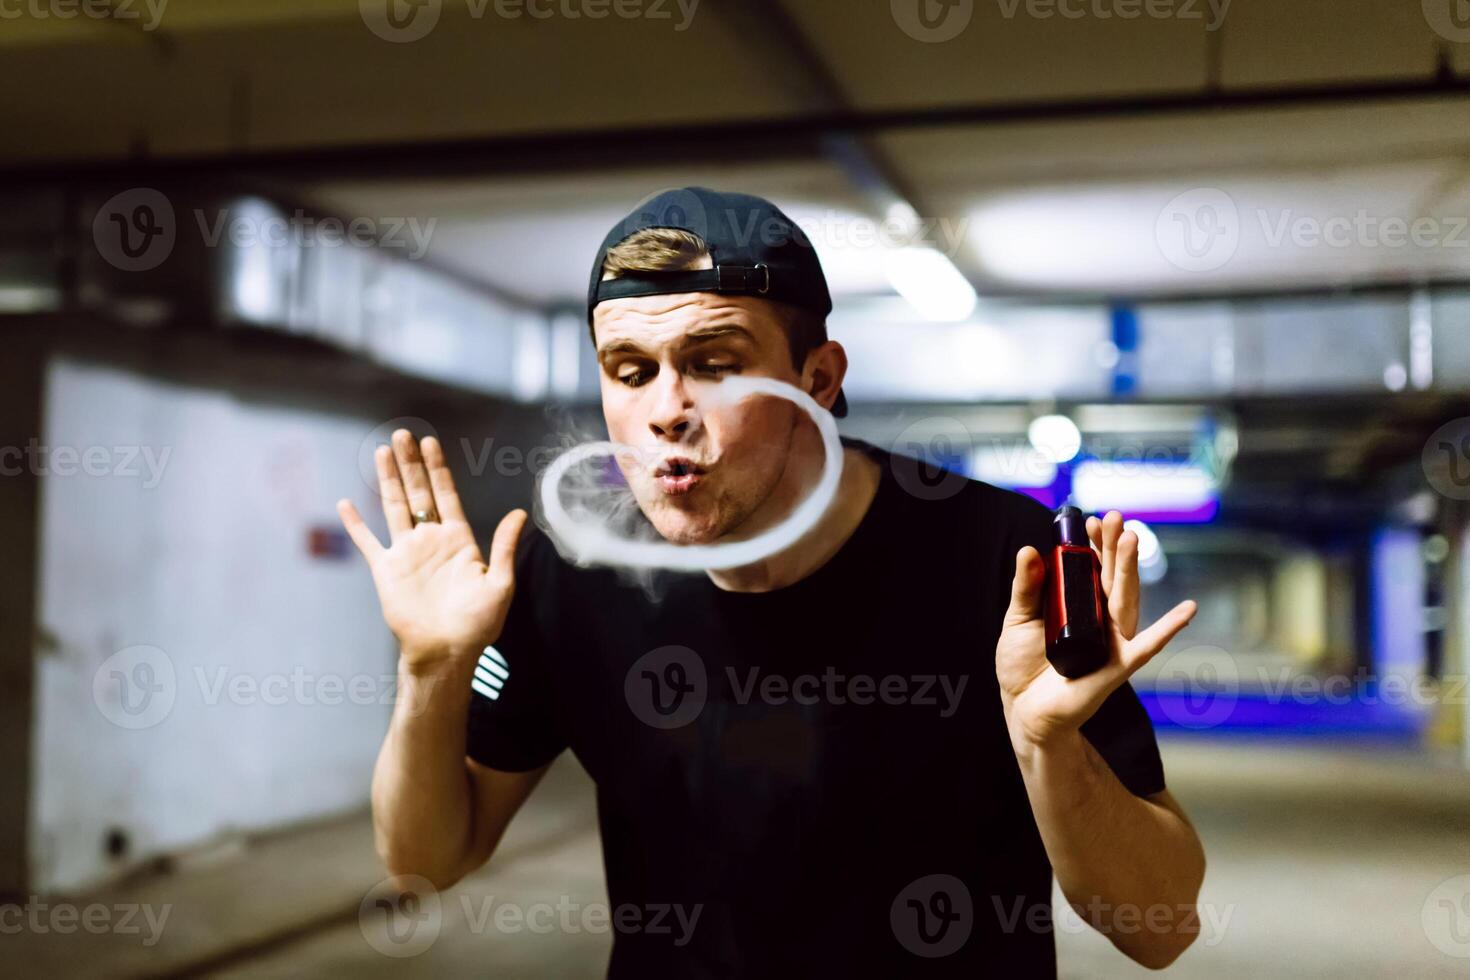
[337,429,527,676]
[995,510,1196,750]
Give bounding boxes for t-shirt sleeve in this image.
[464,529,568,773]
[1005,491,1166,798]
[1079,681,1166,797]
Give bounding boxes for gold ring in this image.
[412,509,439,526]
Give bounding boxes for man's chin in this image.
[651,520,722,547]
[645,507,726,546]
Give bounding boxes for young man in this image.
[338,188,1206,977]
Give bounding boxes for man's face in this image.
[592,292,806,545]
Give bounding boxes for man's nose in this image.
[647,372,699,440]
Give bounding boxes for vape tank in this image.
[1043,505,1110,678]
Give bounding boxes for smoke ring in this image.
[539,376,845,572]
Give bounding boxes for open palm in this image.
[337,430,526,673]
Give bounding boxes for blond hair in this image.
[596,228,826,369]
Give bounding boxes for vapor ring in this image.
[539,376,844,572]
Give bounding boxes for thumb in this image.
[1004,546,1046,628]
[486,509,528,587]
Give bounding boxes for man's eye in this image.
[617,366,654,387]
[696,361,739,376]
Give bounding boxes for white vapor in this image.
[538,376,844,572]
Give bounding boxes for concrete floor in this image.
[1057,740,1470,979]
[8,739,1470,978]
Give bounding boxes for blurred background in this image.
[4,0,1470,976]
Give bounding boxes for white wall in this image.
[31,355,396,892]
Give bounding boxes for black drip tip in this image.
[1053,505,1089,547]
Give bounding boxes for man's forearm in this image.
[371,654,481,888]
[1011,729,1206,969]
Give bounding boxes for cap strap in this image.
[593,264,770,306]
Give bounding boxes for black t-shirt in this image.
[466,438,1165,979]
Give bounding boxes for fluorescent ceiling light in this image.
[883,246,978,322]
[971,445,1057,488]
[0,285,60,313]
[1072,460,1217,514]
[1028,413,1082,463]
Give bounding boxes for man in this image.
[337,187,1206,977]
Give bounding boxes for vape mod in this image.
[1043,505,1110,678]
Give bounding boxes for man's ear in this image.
[803,340,848,414]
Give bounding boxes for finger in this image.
[337,498,385,561]
[376,445,414,540]
[1113,527,1141,637]
[1086,515,1103,554]
[1004,545,1046,628]
[421,436,468,525]
[486,509,528,589]
[1121,599,1197,675]
[392,429,437,523]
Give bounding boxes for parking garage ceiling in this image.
[8,0,1470,301]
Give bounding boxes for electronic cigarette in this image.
[1044,505,1110,678]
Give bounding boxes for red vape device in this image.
[1043,505,1110,678]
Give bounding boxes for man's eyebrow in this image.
[596,324,757,362]
[596,339,645,361]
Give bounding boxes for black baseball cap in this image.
[587,186,848,417]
